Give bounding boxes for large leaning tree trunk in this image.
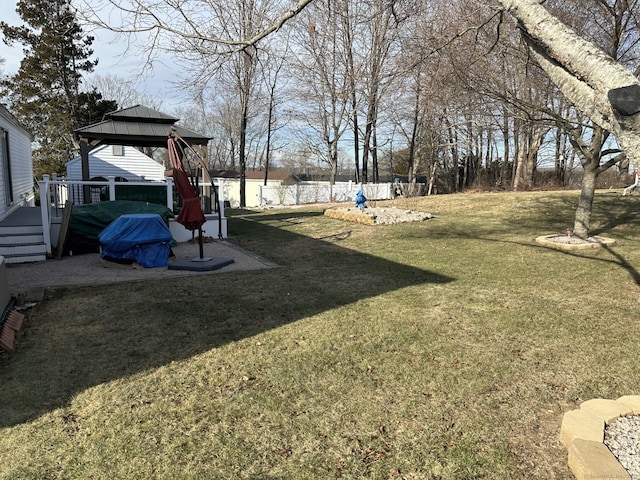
[499,0,640,237]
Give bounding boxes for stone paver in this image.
[561,409,604,446]
[580,398,635,424]
[568,439,631,480]
[617,396,640,414]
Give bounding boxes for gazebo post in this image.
[80,139,91,204]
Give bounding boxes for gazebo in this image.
[74,105,211,204]
[72,105,232,270]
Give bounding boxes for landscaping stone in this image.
[569,439,631,480]
[560,409,604,446]
[581,398,635,424]
[535,234,616,251]
[618,396,640,414]
[563,398,640,480]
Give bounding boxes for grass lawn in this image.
[1,190,639,479]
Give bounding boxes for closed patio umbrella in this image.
[168,135,206,259]
[168,136,206,231]
[166,134,234,272]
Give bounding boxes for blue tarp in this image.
[99,214,173,268]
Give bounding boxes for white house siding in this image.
[0,104,34,219]
[66,144,166,181]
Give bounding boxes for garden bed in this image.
[324,207,434,225]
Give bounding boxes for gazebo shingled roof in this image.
[74,105,211,148]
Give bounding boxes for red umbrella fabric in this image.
[168,137,206,231]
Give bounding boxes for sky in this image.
[2,2,184,113]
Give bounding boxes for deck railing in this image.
[37,175,227,254]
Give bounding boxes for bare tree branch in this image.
[499,0,640,168]
[78,0,314,53]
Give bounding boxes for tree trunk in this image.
[407,86,420,191]
[361,97,377,184]
[574,166,597,238]
[239,87,249,207]
[330,152,338,184]
[513,133,527,191]
[263,94,274,186]
[427,161,437,196]
[448,122,460,193]
[514,120,546,190]
[500,109,511,187]
[345,26,359,184]
[554,128,564,186]
[372,123,379,183]
[352,96,360,183]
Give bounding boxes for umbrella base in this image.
[168,256,235,272]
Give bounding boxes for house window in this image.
[0,128,12,207]
[112,145,124,156]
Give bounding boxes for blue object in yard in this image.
[355,190,367,209]
[99,214,173,268]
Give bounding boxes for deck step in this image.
[0,243,47,257]
[0,234,44,245]
[0,225,43,236]
[0,208,49,263]
[2,253,47,264]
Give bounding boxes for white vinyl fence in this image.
[256,181,398,206]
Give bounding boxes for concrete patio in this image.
[5,239,277,296]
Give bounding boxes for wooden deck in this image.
[0,203,228,263]
[0,207,42,228]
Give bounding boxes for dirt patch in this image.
[324,207,434,225]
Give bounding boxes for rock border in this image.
[535,235,617,252]
[324,207,377,225]
[560,396,640,479]
[323,207,433,225]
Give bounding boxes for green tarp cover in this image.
[68,200,174,254]
[99,185,168,206]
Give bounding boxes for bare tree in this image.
[500,0,640,236]
[87,73,164,110]
[288,0,351,183]
[336,0,362,183]
[257,42,290,185]
[499,0,640,168]
[357,0,403,184]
